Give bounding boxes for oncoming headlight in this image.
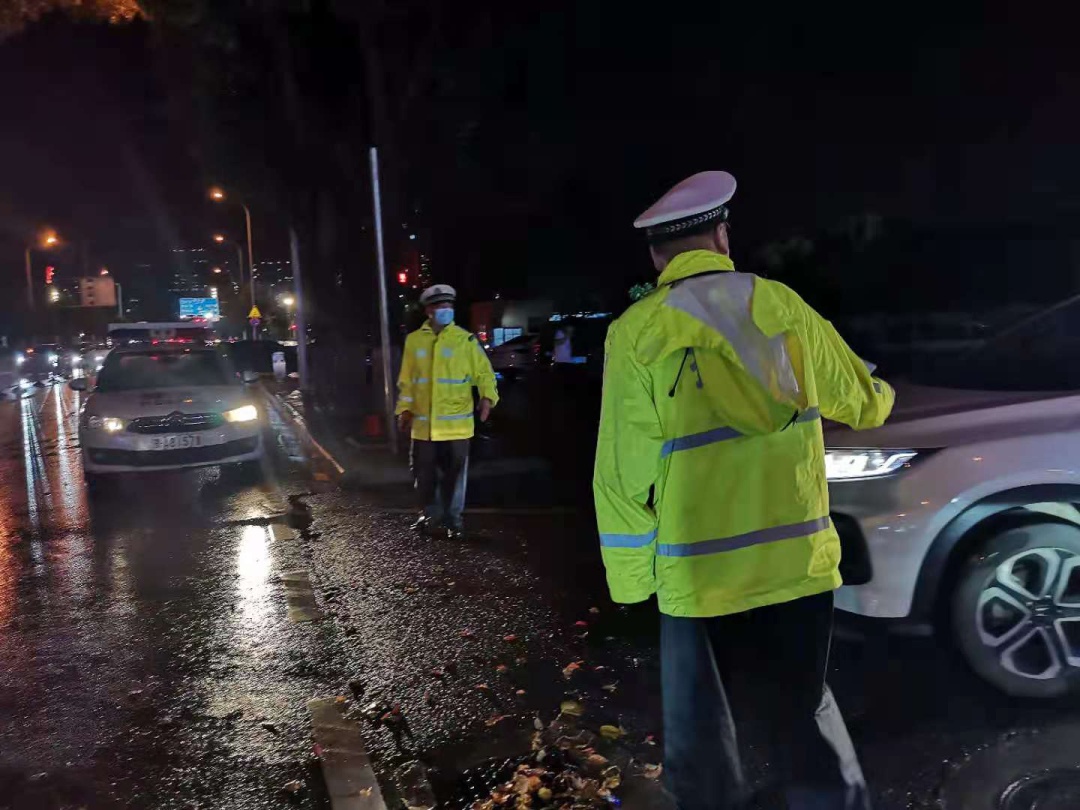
[223,405,259,423]
[825,449,917,481]
[15,353,24,366]
[88,416,127,433]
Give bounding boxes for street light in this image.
[212,233,245,294]
[281,295,295,308]
[25,229,60,311]
[209,187,257,339]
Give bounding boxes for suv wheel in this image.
[952,520,1080,698]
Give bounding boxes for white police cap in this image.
[633,170,737,238]
[420,284,456,306]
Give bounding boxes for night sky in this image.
[1,1,1079,331]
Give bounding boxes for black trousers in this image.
[661,591,869,810]
[410,438,470,530]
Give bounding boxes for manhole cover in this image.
[999,769,1080,810]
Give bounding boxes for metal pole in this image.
[369,146,398,453]
[116,282,123,319]
[242,203,257,340]
[24,247,34,311]
[289,226,309,393]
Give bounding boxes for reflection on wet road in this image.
[0,384,329,809]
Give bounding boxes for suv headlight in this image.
[87,416,127,433]
[223,405,258,423]
[825,449,917,481]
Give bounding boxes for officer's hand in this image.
[478,398,493,423]
[397,411,413,432]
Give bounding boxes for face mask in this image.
[434,308,454,327]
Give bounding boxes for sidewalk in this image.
[261,379,560,509]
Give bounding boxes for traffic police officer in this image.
[397,284,499,540]
[594,171,895,809]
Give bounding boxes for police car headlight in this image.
[71,354,81,366]
[825,449,917,481]
[88,416,127,433]
[48,353,59,366]
[15,353,24,366]
[223,405,258,423]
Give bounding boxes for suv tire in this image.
[952,519,1080,698]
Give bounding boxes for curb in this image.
[259,384,347,476]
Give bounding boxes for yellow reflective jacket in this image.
[395,322,499,441]
[594,251,895,618]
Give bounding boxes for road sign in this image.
[248,305,262,320]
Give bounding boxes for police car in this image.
[71,342,264,480]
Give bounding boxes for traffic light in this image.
[397,271,408,285]
[44,266,54,285]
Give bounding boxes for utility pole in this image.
[369,146,398,453]
[289,226,309,393]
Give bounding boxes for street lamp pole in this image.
[241,203,257,340]
[24,247,34,311]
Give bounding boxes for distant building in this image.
[170,248,212,298]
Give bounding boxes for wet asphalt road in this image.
[3,381,1080,809]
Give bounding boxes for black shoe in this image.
[446,527,465,541]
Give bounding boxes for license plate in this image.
[150,434,203,451]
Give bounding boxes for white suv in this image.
[827,312,1080,698]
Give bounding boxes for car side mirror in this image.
[69,378,88,391]
[242,370,260,384]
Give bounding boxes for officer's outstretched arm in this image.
[593,327,663,604]
[469,334,499,407]
[395,337,415,416]
[804,304,895,430]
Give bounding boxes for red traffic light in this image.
[45,266,55,285]
[397,271,408,285]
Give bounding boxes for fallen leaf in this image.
[644,733,657,746]
[485,714,510,727]
[403,586,419,595]
[502,634,518,643]
[313,471,331,482]
[533,716,544,730]
[559,700,584,717]
[601,683,618,694]
[586,753,609,769]
[474,683,491,691]
[515,689,527,696]
[589,607,601,614]
[281,779,304,794]
[515,657,528,666]
[334,695,348,704]
[574,620,589,628]
[460,629,475,639]
[562,661,583,679]
[599,725,625,740]
[496,664,509,674]
[642,763,663,780]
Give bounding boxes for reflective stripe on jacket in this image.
[593,250,895,618]
[396,322,499,441]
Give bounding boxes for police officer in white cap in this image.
[594,171,894,809]
[396,284,499,540]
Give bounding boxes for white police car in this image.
[72,343,264,479]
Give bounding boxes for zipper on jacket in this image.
[668,348,704,397]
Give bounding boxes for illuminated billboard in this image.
[178,297,220,320]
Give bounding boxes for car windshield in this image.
[909,296,1080,391]
[96,350,232,392]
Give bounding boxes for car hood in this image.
[824,382,1080,448]
[85,386,252,418]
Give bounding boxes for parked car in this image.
[72,344,263,482]
[488,334,541,377]
[829,299,1080,698]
